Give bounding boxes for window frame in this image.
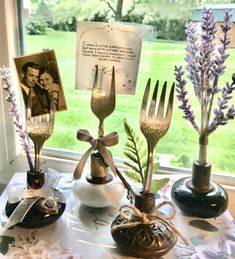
[0,0,19,180]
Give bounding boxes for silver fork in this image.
[26,89,55,173]
[90,65,115,138]
[140,79,174,193]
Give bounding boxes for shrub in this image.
[168,19,187,41]
[90,12,108,22]
[53,17,77,32]
[122,13,145,24]
[149,17,187,41]
[26,16,48,35]
[149,17,168,39]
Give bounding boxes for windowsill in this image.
[1,148,235,218]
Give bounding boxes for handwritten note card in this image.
[75,21,143,95]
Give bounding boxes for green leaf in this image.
[124,152,138,164]
[123,119,147,184]
[124,170,142,183]
[150,178,170,192]
[189,220,218,232]
[123,161,140,173]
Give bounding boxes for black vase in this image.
[5,170,66,228]
[111,192,178,258]
[171,160,228,218]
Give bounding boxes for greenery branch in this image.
[123,119,169,193]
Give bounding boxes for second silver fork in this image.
[140,79,174,193]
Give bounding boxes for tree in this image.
[50,0,82,24]
[35,0,53,26]
[102,0,143,21]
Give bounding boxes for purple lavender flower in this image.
[198,8,216,93]
[175,66,199,132]
[0,66,34,172]
[232,73,235,84]
[185,22,201,99]
[209,78,235,133]
[175,8,233,134]
[174,8,234,165]
[210,10,232,96]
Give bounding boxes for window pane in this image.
[20,1,235,176]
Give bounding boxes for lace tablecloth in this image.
[0,173,234,259]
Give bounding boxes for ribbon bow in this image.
[111,201,189,246]
[73,129,119,179]
[7,187,53,204]
[3,169,62,231]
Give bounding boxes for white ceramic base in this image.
[73,175,125,208]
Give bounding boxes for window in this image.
[1,0,235,184]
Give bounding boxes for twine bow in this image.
[111,200,189,246]
[73,129,119,179]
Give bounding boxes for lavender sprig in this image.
[212,10,232,80]
[176,8,233,134]
[198,8,216,96]
[209,75,235,133]
[175,66,199,132]
[185,22,200,99]
[207,10,232,126]
[174,8,234,166]
[0,66,34,172]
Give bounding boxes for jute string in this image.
[112,200,189,246]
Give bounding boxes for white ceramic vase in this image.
[73,174,125,208]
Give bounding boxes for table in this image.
[0,173,234,258]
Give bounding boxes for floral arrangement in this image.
[174,8,235,166]
[0,66,34,171]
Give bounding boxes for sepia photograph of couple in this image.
[14,50,67,117]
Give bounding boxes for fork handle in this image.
[144,145,156,193]
[98,119,104,138]
[115,167,135,203]
[34,141,45,174]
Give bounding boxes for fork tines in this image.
[141,79,174,120]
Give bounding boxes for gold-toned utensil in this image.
[90,65,115,138]
[140,79,174,193]
[26,89,55,174]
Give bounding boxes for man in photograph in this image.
[21,62,51,116]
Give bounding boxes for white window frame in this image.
[0,1,234,216]
[0,0,19,182]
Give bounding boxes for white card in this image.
[75,21,143,95]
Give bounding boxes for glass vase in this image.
[171,160,228,218]
[73,151,125,208]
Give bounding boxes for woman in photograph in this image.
[39,66,65,111]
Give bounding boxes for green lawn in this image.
[25,30,235,175]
